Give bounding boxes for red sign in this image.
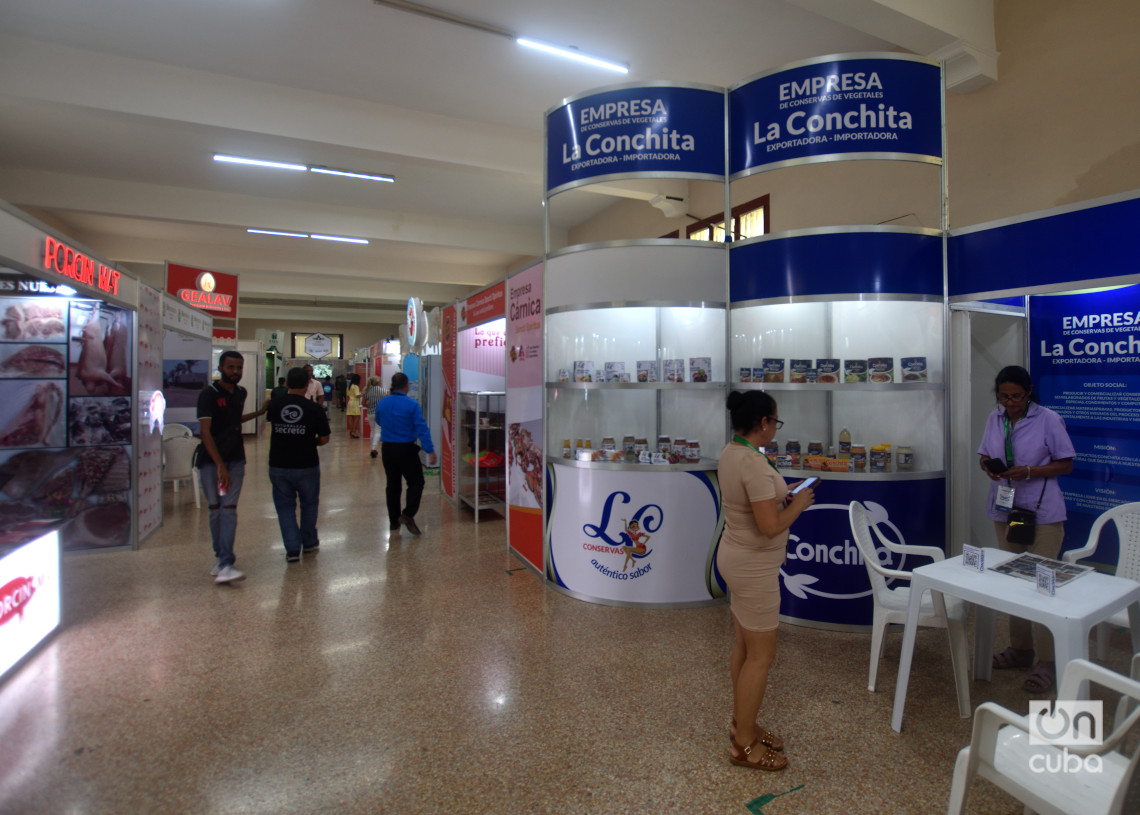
[0,576,36,627]
[167,263,239,319]
[213,328,237,342]
[41,236,121,296]
[465,282,505,325]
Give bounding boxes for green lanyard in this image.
[733,434,781,473]
[1001,414,1015,467]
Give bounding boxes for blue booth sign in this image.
[779,477,945,628]
[1029,284,1140,566]
[729,54,942,178]
[546,83,726,195]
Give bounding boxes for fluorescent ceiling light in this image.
[247,229,369,245]
[214,154,307,172]
[516,38,628,74]
[310,234,370,245]
[247,229,309,238]
[310,167,394,183]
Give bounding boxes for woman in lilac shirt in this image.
[977,365,1075,693]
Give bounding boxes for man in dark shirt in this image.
[376,371,436,536]
[268,367,331,562]
[197,350,267,584]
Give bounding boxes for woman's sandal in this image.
[729,736,788,772]
[730,718,784,751]
[992,647,1034,670]
[1023,661,1055,693]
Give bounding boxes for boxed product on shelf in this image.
[752,367,766,382]
[901,356,928,382]
[762,358,785,382]
[789,359,812,383]
[636,360,658,382]
[618,373,631,382]
[805,368,819,383]
[868,357,894,383]
[822,457,854,472]
[844,359,868,383]
[573,360,595,382]
[816,358,840,383]
[663,359,685,382]
[604,361,625,382]
[803,454,826,470]
[739,367,753,383]
[689,357,711,382]
[557,368,570,382]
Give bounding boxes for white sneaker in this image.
[214,565,245,584]
[210,563,222,576]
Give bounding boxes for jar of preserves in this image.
[850,442,867,471]
[657,435,671,454]
[687,440,700,461]
[673,438,687,456]
[561,439,572,458]
[785,439,801,468]
[870,444,887,472]
[622,434,636,453]
[808,440,823,457]
[896,444,914,470]
[602,436,616,452]
[634,437,649,455]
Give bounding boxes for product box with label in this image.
[901,356,928,382]
[788,359,812,383]
[867,357,894,383]
[573,360,595,383]
[844,359,868,383]
[663,359,685,383]
[816,359,841,384]
[761,358,785,383]
[636,360,658,383]
[739,367,753,383]
[689,357,711,383]
[604,361,626,382]
[822,457,854,472]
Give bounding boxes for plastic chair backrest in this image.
[163,436,197,479]
[1089,502,1140,582]
[163,423,192,439]
[849,502,891,597]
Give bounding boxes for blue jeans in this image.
[198,459,245,568]
[269,465,321,554]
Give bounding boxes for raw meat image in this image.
[508,420,543,509]
[0,446,132,549]
[0,380,66,448]
[69,396,132,446]
[2,299,67,342]
[69,301,132,396]
[0,343,67,378]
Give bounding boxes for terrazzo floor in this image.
[1,420,1136,814]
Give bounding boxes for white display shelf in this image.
[547,456,717,472]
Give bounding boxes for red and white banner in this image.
[506,263,543,571]
[166,262,239,319]
[461,282,505,327]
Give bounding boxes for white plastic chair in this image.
[848,501,968,693]
[1062,502,1140,659]
[162,435,201,507]
[162,422,193,440]
[947,657,1140,815]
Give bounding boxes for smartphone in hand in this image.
[789,476,819,495]
[982,457,1009,475]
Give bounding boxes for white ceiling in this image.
[0,0,994,328]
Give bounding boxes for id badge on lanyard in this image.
[995,413,1016,512]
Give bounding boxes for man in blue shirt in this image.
[376,371,436,536]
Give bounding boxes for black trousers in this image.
[381,442,425,526]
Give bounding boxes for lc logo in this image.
[583,491,662,546]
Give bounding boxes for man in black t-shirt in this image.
[268,367,331,562]
[197,350,268,584]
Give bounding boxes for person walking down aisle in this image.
[978,364,1075,694]
[346,373,362,438]
[197,350,268,584]
[377,372,436,536]
[303,364,324,406]
[268,367,331,563]
[362,376,385,459]
[717,390,814,771]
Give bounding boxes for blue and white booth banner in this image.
[1029,284,1140,565]
[546,84,726,195]
[545,464,724,605]
[729,54,942,178]
[779,479,945,627]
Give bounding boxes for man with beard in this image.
[196,350,267,584]
[268,367,331,562]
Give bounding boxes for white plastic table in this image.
[890,547,1140,732]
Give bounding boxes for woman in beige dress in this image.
[717,390,814,771]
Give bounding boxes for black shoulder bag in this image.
[1006,480,1047,545]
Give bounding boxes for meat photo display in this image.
[69,301,132,396]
